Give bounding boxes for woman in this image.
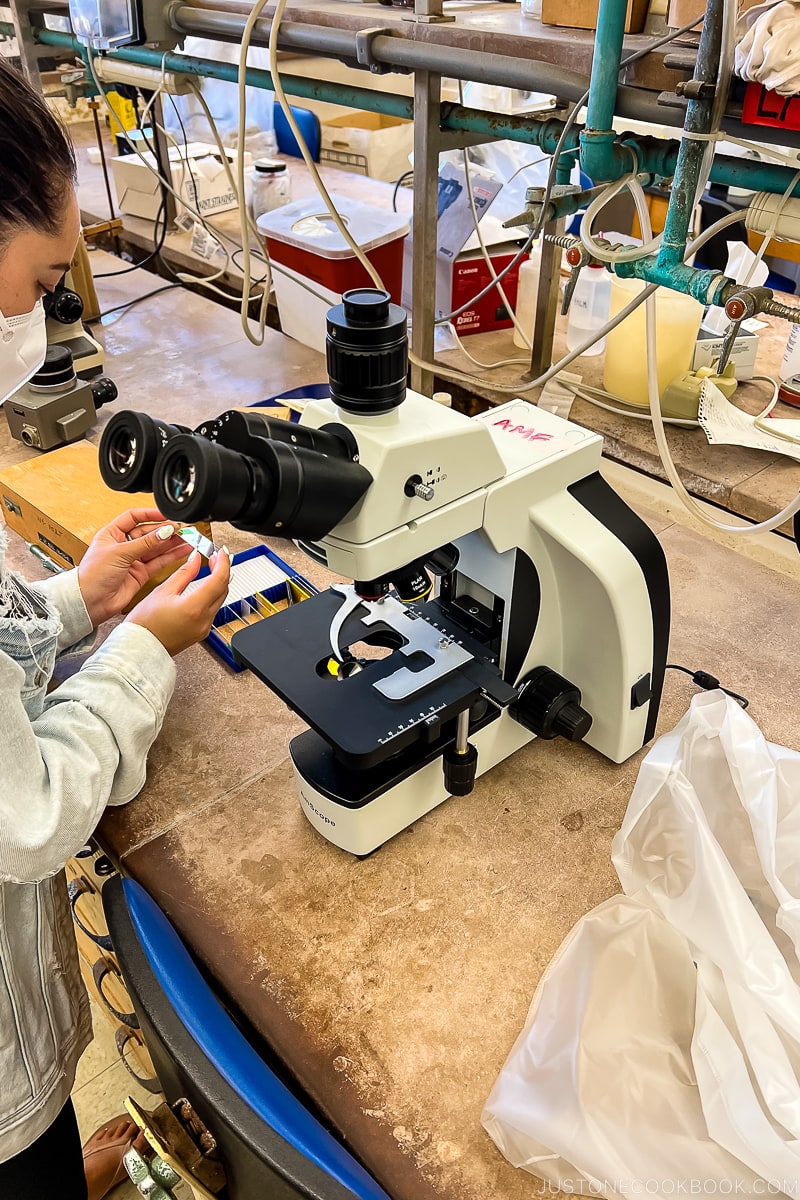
[0,57,231,1199]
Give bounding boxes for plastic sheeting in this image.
[162,38,277,158]
[483,692,800,1196]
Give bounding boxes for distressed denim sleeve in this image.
[32,568,94,652]
[0,622,176,884]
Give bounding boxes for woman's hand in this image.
[77,508,192,628]
[125,546,231,656]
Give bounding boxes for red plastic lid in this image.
[778,380,800,408]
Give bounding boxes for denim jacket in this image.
[0,530,176,1161]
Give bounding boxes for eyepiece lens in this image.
[166,456,197,504]
[108,429,137,476]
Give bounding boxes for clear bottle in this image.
[565,263,612,357]
[512,243,542,349]
[249,159,292,222]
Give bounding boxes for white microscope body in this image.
[236,388,669,856]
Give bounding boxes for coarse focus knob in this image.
[510,666,593,743]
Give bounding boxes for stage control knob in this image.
[443,742,478,796]
[510,667,593,743]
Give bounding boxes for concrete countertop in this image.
[3,252,799,1198]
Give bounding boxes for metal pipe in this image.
[581,0,629,182]
[411,69,441,396]
[16,25,800,202]
[657,0,725,266]
[168,4,596,101]
[615,254,728,304]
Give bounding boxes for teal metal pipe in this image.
[615,255,729,305]
[581,0,629,182]
[11,23,800,204]
[27,26,417,118]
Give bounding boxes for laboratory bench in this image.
[2,252,800,1199]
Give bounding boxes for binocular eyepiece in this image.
[99,287,409,542]
[99,409,372,542]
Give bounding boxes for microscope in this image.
[4,275,116,451]
[44,274,105,379]
[99,289,670,856]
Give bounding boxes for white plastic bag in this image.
[483,692,800,1196]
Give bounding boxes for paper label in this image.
[698,381,800,462]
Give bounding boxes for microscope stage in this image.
[231,588,514,770]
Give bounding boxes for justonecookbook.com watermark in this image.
[530,1180,800,1196]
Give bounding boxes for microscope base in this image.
[290,714,533,856]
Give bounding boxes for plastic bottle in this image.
[521,0,543,18]
[565,264,612,357]
[512,244,542,349]
[603,275,704,406]
[248,159,292,222]
[778,323,800,407]
[781,323,800,382]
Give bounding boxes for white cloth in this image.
[735,0,800,96]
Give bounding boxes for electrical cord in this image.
[392,169,414,212]
[93,190,169,277]
[566,382,701,426]
[666,663,749,708]
[88,51,244,293]
[448,321,530,370]
[180,76,345,309]
[95,282,182,320]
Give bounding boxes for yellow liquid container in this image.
[603,276,704,408]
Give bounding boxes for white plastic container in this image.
[512,244,542,349]
[780,322,800,382]
[257,195,409,355]
[565,264,612,357]
[248,159,291,222]
[603,276,704,406]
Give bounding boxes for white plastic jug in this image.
[603,276,703,406]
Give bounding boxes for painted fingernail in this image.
[156,524,175,541]
[221,545,231,557]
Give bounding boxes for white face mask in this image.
[0,299,47,405]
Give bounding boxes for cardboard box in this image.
[543,0,648,32]
[0,442,210,601]
[320,112,413,184]
[666,0,705,25]
[402,161,519,336]
[667,0,760,28]
[447,245,524,336]
[110,142,252,221]
[692,327,759,379]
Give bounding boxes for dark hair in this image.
[0,59,77,248]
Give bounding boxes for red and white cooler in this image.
[257,194,409,355]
